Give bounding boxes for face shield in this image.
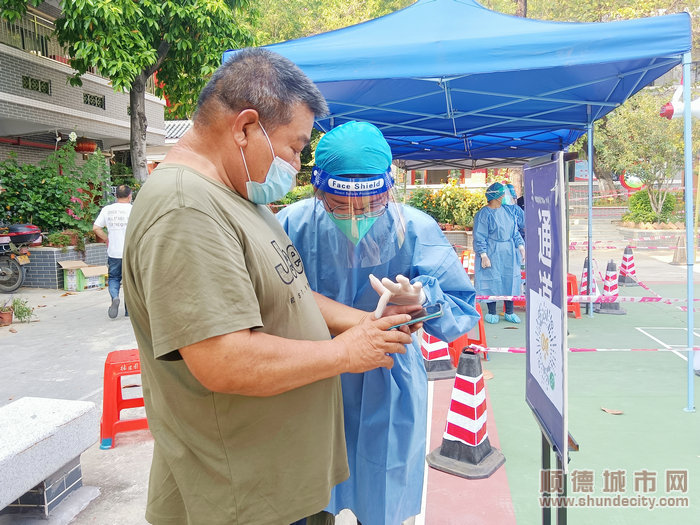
[310,166,406,268]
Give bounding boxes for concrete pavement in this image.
[0,286,149,525]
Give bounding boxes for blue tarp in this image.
[224,0,691,163]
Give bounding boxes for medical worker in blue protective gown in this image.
[503,182,525,241]
[473,182,525,324]
[277,121,479,525]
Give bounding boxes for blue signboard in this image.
[524,153,568,469]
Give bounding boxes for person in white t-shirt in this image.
[93,184,132,318]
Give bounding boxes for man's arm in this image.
[92,223,108,243]
[312,291,364,336]
[179,312,412,397]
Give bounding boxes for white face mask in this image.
[240,122,297,205]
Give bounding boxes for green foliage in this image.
[0,143,109,233]
[407,187,445,223]
[589,88,700,218]
[42,0,255,117]
[108,162,141,199]
[253,0,414,45]
[276,184,315,205]
[11,296,33,323]
[480,0,700,50]
[623,189,677,223]
[407,180,486,227]
[45,231,74,248]
[1,0,255,181]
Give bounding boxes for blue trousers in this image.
[107,256,127,314]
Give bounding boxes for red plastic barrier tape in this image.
[468,344,700,354]
[569,234,694,244]
[476,294,700,305]
[569,244,675,250]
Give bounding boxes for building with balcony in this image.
[0,1,165,166]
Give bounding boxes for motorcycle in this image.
[0,224,42,293]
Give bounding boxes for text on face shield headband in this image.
[312,167,394,197]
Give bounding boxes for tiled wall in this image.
[24,244,106,289]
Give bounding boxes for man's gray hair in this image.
[195,48,328,129]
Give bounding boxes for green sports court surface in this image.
[478,267,700,525]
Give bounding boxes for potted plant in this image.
[11,297,33,323]
[0,297,13,326]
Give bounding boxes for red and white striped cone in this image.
[461,251,476,274]
[593,259,626,315]
[421,330,456,381]
[580,257,599,314]
[618,246,639,287]
[426,350,505,479]
[580,257,600,296]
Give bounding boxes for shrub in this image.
[0,143,110,234]
[276,184,315,205]
[11,297,33,323]
[623,189,676,224]
[407,180,486,227]
[407,187,444,222]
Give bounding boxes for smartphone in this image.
[388,304,443,330]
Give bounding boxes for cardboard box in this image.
[58,260,108,291]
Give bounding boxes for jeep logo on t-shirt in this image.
[271,240,304,284]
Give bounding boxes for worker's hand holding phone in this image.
[388,304,443,330]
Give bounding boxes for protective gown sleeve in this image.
[473,208,491,256]
[403,208,479,343]
[511,206,525,247]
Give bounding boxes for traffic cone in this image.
[618,246,638,286]
[427,350,505,479]
[448,303,489,365]
[580,257,599,314]
[671,235,687,266]
[593,259,626,315]
[421,330,456,381]
[580,257,600,297]
[460,250,475,275]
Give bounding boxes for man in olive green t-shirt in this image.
[123,48,419,525]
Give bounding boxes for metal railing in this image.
[1,11,157,95]
[0,10,64,59]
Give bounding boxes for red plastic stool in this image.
[566,273,582,319]
[448,303,489,366]
[100,348,148,449]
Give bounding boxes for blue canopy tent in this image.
[223,0,696,409]
[225,0,690,164]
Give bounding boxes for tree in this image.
[480,0,700,49]
[252,0,413,45]
[1,0,254,182]
[589,88,699,218]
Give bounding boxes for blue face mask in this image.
[240,123,297,205]
[328,215,379,245]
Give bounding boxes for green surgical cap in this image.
[315,121,392,175]
[485,182,505,201]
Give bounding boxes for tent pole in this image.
[586,118,594,318]
[682,53,696,412]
